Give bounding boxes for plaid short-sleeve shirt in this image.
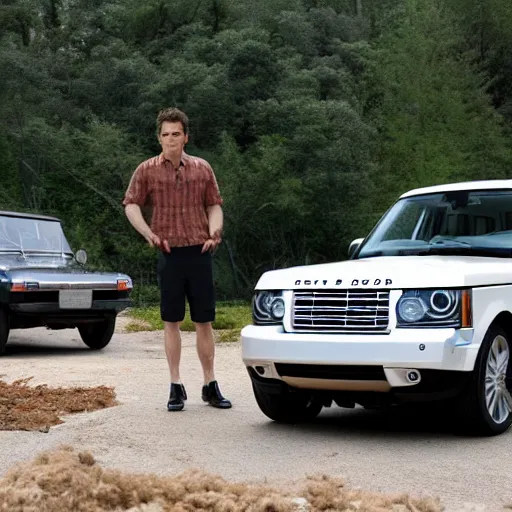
[122,152,223,248]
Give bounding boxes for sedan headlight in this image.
[252,291,285,325]
[396,289,472,328]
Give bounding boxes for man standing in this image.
[123,107,232,412]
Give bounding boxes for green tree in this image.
[370,0,512,210]
[447,0,512,123]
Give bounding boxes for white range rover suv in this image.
[241,180,512,435]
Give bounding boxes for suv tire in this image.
[252,384,323,423]
[458,324,512,436]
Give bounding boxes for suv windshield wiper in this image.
[398,238,470,255]
[398,246,471,256]
[415,239,512,257]
[429,239,472,248]
[411,239,472,256]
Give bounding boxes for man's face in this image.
[158,121,188,154]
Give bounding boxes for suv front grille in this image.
[292,290,389,332]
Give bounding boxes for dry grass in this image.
[302,474,443,512]
[127,303,251,333]
[0,446,444,512]
[124,318,153,333]
[215,329,241,343]
[0,377,118,432]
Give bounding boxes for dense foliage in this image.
[1,0,512,300]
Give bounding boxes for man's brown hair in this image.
[156,107,189,136]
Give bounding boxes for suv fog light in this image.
[406,370,421,383]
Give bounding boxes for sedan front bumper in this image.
[9,298,132,314]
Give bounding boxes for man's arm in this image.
[125,204,169,252]
[201,204,223,253]
[202,161,224,253]
[207,204,223,239]
[125,204,152,239]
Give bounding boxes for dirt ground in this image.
[0,317,510,511]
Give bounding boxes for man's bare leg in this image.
[164,321,182,382]
[195,321,231,408]
[195,322,215,384]
[165,321,187,411]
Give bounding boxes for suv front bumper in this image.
[241,324,479,393]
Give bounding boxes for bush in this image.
[130,284,160,307]
[125,301,252,336]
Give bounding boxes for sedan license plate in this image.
[59,289,93,309]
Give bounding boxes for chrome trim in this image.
[8,269,132,290]
[0,250,73,255]
[11,282,118,290]
[292,290,390,333]
[0,210,61,222]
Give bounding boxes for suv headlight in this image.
[396,289,472,328]
[252,291,285,325]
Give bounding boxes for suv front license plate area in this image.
[59,289,93,309]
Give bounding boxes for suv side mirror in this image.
[75,249,88,265]
[348,238,364,258]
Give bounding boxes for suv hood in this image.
[256,255,512,290]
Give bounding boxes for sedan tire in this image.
[0,308,9,356]
[78,314,116,350]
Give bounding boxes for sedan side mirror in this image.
[348,238,364,258]
[75,249,88,265]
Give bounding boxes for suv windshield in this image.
[357,189,512,259]
[0,215,72,254]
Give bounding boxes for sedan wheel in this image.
[78,314,116,350]
[0,308,9,356]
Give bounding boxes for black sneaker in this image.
[201,380,232,409]
[167,383,187,411]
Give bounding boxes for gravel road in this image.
[0,319,511,511]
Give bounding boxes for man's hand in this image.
[125,205,170,253]
[202,229,222,254]
[144,232,170,253]
[211,228,222,242]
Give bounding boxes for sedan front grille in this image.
[292,290,389,332]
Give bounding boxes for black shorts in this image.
[157,245,215,323]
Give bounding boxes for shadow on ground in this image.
[3,339,100,358]
[254,403,497,440]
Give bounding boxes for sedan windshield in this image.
[357,189,512,259]
[0,215,72,254]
